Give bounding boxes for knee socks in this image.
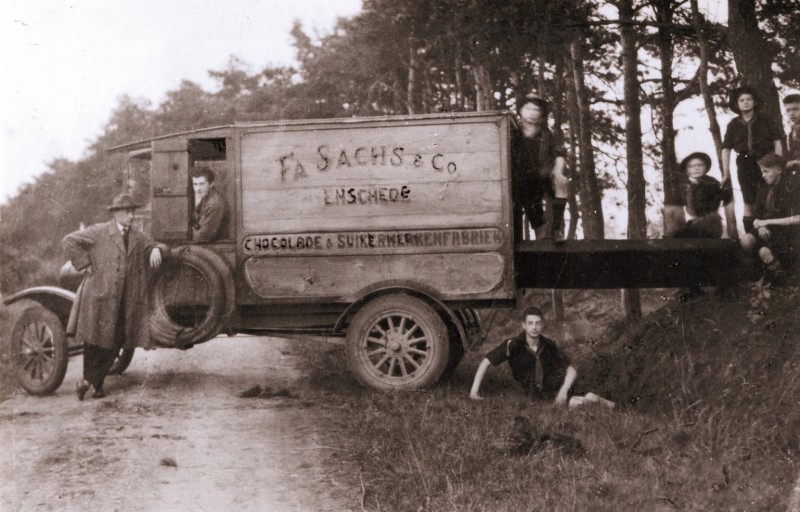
[742,216,754,234]
[552,198,567,235]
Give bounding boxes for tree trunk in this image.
[407,41,419,115]
[472,63,492,112]
[655,0,683,237]
[569,35,604,239]
[537,43,547,96]
[620,0,645,319]
[454,45,466,111]
[555,54,579,240]
[727,0,782,123]
[691,0,734,237]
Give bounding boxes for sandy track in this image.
[0,336,358,511]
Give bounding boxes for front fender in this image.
[3,286,75,327]
[333,281,471,350]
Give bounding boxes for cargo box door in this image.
[151,141,190,241]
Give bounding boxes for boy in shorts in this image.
[740,154,800,280]
[721,86,783,236]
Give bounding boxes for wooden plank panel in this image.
[243,252,506,299]
[151,196,189,240]
[152,151,189,196]
[242,180,502,231]
[239,118,506,233]
[241,121,502,167]
[153,139,188,152]
[242,151,502,186]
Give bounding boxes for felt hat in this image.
[107,193,140,211]
[679,152,712,174]
[518,93,550,117]
[729,86,759,114]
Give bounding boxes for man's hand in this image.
[756,226,771,241]
[150,248,163,268]
[554,391,568,406]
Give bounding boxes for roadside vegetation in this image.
[303,285,799,511]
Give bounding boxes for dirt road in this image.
[0,336,359,511]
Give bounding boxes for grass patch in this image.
[298,286,800,511]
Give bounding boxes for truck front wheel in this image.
[5,300,69,395]
[345,294,449,391]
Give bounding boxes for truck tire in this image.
[5,299,68,395]
[345,294,449,391]
[107,347,135,375]
[149,246,234,347]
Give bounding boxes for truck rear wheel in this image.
[345,294,449,391]
[149,246,234,347]
[6,300,68,395]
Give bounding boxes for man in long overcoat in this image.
[63,193,167,399]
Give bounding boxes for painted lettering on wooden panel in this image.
[278,146,458,182]
[242,228,504,256]
[240,120,505,233]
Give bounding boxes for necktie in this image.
[765,188,776,215]
[122,228,129,250]
[534,352,544,393]
[746,118,753,154]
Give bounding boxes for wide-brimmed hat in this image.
[517,93,550,117]
[729,86,759,114]
[679,152,712,174]
[107,193,140,211]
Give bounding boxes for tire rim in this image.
[361,312,432,382]
[15,320,57,384]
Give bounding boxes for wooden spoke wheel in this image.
[6,300,68,395]
[346,295,449,391]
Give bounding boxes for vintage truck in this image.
[3,111,737,395]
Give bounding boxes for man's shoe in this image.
[92,386,106,399]
[76,379,90,401]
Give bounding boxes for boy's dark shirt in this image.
[485,333,570,398]
[789,128,800,162]
[685,175,723,217]
[722,113,782,157]
[511,128,563,203]
[754,173,800,220]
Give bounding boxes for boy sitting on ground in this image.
[469,307,613,409]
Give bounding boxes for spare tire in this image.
[149,246,234,347]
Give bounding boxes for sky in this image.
[1,0,363,203]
